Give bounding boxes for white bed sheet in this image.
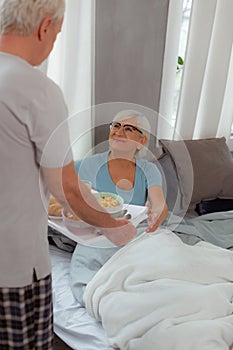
[50,245,114,350]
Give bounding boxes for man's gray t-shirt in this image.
[0,53,72,287]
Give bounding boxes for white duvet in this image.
[84,229,233,350]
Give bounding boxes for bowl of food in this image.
[94,192,124,217]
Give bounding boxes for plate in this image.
[48,215,62,220]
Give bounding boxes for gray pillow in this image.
[159,137,233,210]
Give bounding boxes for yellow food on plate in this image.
[48,197,63,217]
[64,211,81,222]
[93,192,124,215]
[49,196,59,205]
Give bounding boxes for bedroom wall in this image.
[93,0,169,155]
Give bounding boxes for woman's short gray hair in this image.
[0,0,65,36]
[113,109,151,140]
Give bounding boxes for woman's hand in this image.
[145,200,168,233]
[146,186,168,233]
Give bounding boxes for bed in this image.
[49,137,233,350]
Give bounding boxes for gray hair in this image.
[0,0,65,36]
[113,109,151,140]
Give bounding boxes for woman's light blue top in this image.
[75,151,162,206]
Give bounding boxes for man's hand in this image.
[103,218,136,246]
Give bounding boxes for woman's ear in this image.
[38,16,52,41]
[137,135,147,150]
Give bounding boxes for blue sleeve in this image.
[74,158,96,187]
[73,153,108,190]
[146,162,162,188]
[74,159,82,174]
[138,159,163,188]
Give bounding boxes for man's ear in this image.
[38,17,52,41]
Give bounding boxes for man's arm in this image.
[42,161,136,246]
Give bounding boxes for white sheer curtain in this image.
[159,0,233,149]
[157,0,183,140]
[46,0,95,160]
[175,0,233,145]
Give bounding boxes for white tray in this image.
[48,204,148,248]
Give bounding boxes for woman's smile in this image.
[111,137,128,142]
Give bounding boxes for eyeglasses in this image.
[109,122,143,136]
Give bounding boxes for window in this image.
[172,0,192,126]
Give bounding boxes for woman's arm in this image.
[146,186,168,232]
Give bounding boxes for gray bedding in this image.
[163,210,233,249]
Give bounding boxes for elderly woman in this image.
[75,109,168,232]
[70,110,168,306]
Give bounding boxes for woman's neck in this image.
[108,150,136,162]
[108,152,136,190]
